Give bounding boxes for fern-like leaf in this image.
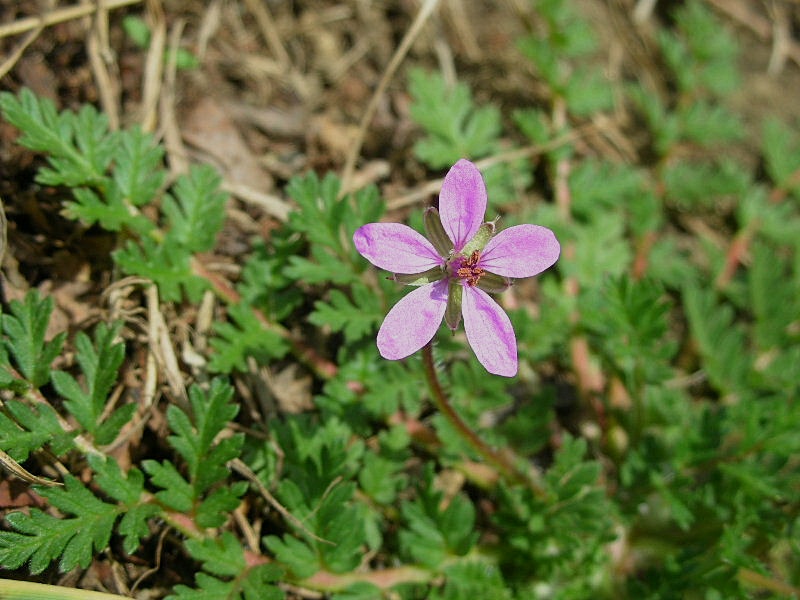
[1,290,65,388]
[51,322,131,444]
[0,476,119,573]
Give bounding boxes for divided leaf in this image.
[0,88,115,187]
[398,466,478,568]
[1,290,65,388]
[408,69,501,168]
[162,164,227,253]
[144,380,245,527]
[0,476,119,574]
[51,322,130,444]
[208,303,289,374]
[0,400,75,462]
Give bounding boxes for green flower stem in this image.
[420,342,545,497]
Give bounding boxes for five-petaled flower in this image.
[353,159,560,377]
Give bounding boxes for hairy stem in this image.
[420,342,545,496]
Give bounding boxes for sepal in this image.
[423,207,452,257]
[445,281,463,330]
[476,272,512,293]
[461,220,496,256]
[391,266,445,287]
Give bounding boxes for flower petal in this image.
[461,286,518,377]
[354,223,444,274]
[479,224,560,278]
[439,159,487,252]
[377,280,448,360]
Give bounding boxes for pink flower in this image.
[353,159,560,377]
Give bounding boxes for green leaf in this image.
[237,236,305,321]
[308,284,383,343]
[431,562,513,600]
[162,164,227,253]
[563,67,613,116]
[185,531,250,577]
[0,88,114,186]
[0,400,74,461]
[207,303,289,374]
[168,568,284,600]
[682,284,751,397]
[1,290,65,388]
[263,533,318,579]
[167,380,240,483]
[399,466,478,568]
[569,160,646,221]
[358,452,407,505]
[123,15,151,47]
[145,381,244,523]
[678,101,742,146]
[65,187,152,232]
[113,237,207,302]
[88,455,158,554]
[142,459,194,512]
[195,482,247,529]
[582,276,676,388]
[51,322,126,441]
[112,126,166,206]
[660,0,739,96]
[408,69,501,168]
[662,158,750,209]
[0,476,119,573]
[762,116,800,194]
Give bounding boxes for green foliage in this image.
[493,436,614,596]
[283,171,382,285]
[0,400,74,462]
[657,0,739,96]
[143,380,246,528]
[0,88,115,187]
[583,276,676,389]
[0,476,119,574]
[169,534,284,600]
[1,291,65,388]
[51,322,133,445]
[114,164,227,301]
[88,455,159,554]
[261,416,369,578]
[407,69,530,206]
[398,466,478,568]
[207,303,289,373]
[308,284,384,343]
[408,69,501,168]
[516,0,612,115]
[123,15,200,70]
[0,90,226,303]
[432,562,513,600]
[763,116,800,196]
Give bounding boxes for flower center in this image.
[455,250,484,287]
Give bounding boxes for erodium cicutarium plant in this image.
[353,159,560,376]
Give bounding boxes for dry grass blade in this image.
[0,0,142,39]
[0,448,63,487]
[340,0,441,196]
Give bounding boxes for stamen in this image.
[456,250,484,287]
